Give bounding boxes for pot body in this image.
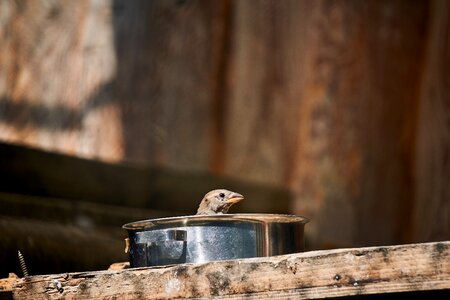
[123,214,308,267]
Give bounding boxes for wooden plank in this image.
[0,142,290,214]
[0,191,172,277]
[0,190,171,278]
[0,192,173,228]
[0,273,16,300]
[301,0,428,248]
[224,0,310,187]
[0,0,121,161]
[0,217,127,277]
[113,0,224,169]
[12,241,450,299]
[0,273,18,292]
[414,0,450,243]
[223,0,430,249]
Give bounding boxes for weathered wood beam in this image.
[0,192,174,277]
[0,192,175,229]
[12,241,450,299]
[0,273,17,298]
[0,142,291,214]
[0,217,127,277]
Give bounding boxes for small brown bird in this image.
[196,189,244,215]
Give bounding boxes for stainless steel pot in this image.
[123,213,309,267]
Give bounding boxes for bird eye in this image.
[219,193,225,198]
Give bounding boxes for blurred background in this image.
[0,0,449,277]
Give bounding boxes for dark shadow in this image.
[0,142,290,276]
[332,289,450,300]
[0,82,115,131]
[0,142,290,213]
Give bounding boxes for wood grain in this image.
[414,0,450,244]
[113,0,223,170]
[0,142,290,214]
[224,0,429,248]
[12,241,450,299]
[0,0,449,251]
[0,0,121,161]
[0,273,17,292]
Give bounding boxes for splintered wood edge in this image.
[0,273,19,292]
[13,241,450,299]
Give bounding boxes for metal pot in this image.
[123,213,309,267]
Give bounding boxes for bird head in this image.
[196,189,244,215]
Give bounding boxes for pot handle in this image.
[124,238,130,253]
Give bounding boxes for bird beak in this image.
[226,193,244,204]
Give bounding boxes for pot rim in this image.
[123,213,309,231]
